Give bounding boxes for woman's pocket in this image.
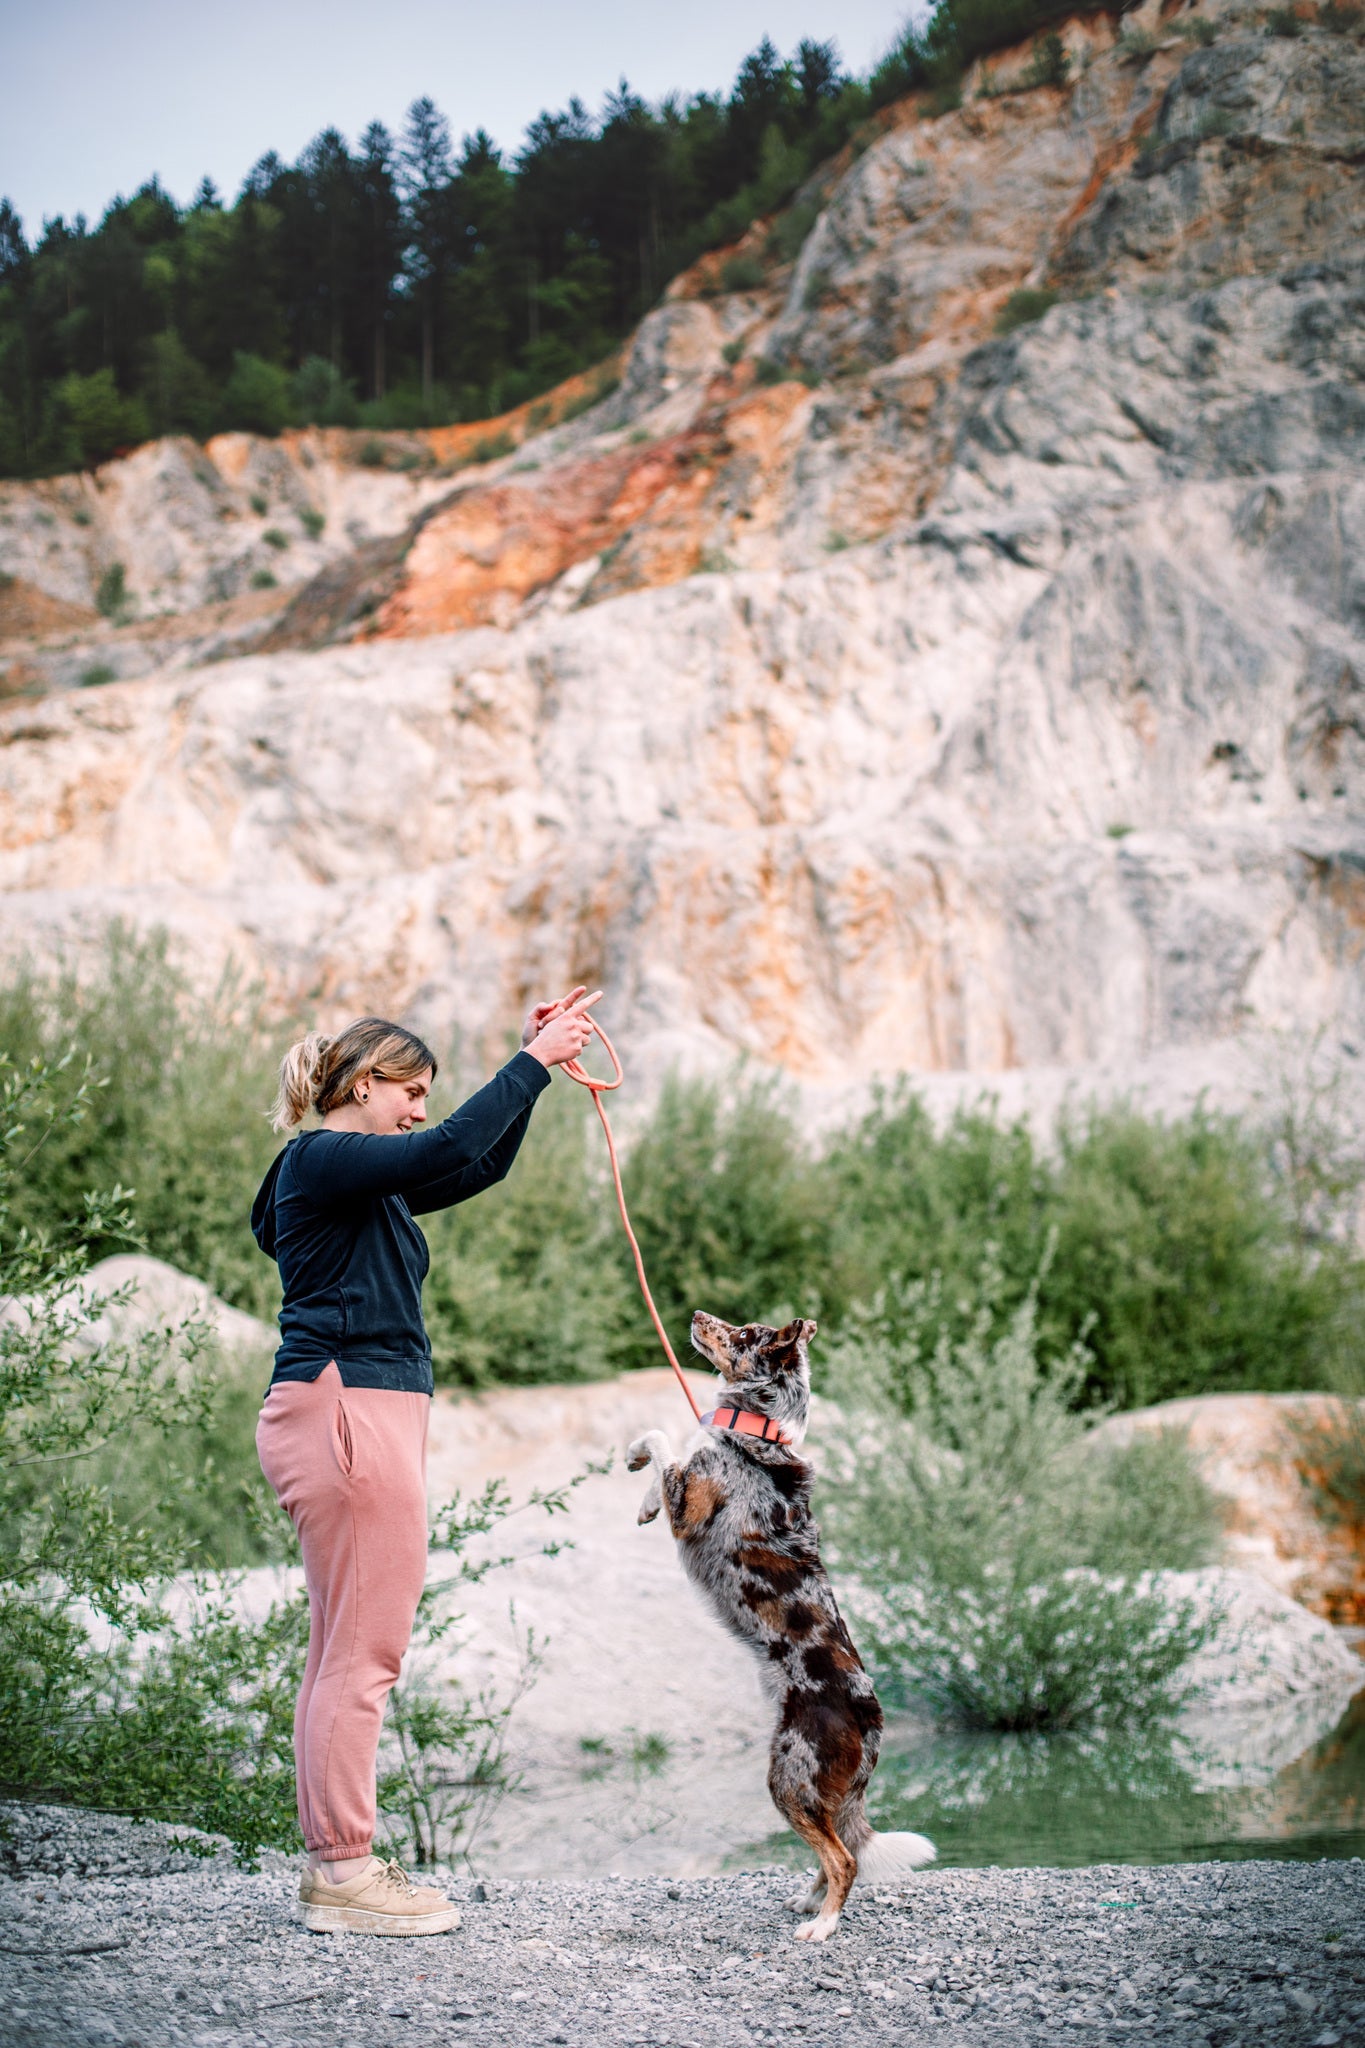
[331,1396,355,1478]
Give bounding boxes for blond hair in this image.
[270,1016,438,1131]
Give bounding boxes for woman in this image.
[252,990,598,1935]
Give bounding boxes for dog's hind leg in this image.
[784,1870,827,1916]
[783,1810,856,1942]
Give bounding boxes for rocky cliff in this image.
[1,0,1362,1106]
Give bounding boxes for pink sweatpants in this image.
[256,1363,430,1857]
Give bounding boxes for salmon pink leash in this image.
[560,1017,703,1422]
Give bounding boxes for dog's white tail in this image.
[856,1829,937,1884]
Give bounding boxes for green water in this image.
[745,1689,1365,1872]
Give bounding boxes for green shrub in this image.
[222,352,291,437]
[996,287,1058,335]
[1180,15,1219,45]
[821,1085,1364,1411]
[57,370,149,469]
[754,356,786,385]
[471,429,516,463]
[261,526,289,550]
[1042,1103,1361,1408]
[58,1340,280,1570]
[925,79,965,115]
[770,197,822,265]
[819,1261,1225,1730]
[290,354,359,428]
[618,1068,827,1369]
[0,930,286,1321]
[94,562,129,620]
[299,506,325,539]
[140,329,215,440]
[720,252,766,294]
[1266,7,1302,34]
[2,930,1359,1407]
[79,663,117,688]
[1025,31,1071,87]
[12,1593,312,1859]
[248,491,268,516]
[250,568,278,590]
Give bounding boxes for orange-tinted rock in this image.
[369,432,714,636]
[1096,1395,1365,1627]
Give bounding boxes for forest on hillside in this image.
[0,0,1084,478]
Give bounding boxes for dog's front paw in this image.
[794,1911,840,1943]
[637,1477,663,1524]
[626,1428,669,1473]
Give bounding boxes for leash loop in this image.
[559,1016,702,1421]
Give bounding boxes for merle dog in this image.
[627,1311,934,1941]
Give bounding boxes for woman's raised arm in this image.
[290,1053,550,1202]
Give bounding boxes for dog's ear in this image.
[773,1318,817,1348]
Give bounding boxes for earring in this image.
[360,1090,369,1103]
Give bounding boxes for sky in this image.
[1,0,910,237]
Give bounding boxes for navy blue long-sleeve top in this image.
[250,1049,551,1394]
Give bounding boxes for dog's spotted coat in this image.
[628,1311,934,1941]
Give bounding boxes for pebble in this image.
[1,1803,1363,2044]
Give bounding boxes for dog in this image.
[626,1310,935,1942]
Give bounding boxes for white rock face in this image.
[0,430,453,618]
[0,23,1361,1115]
[0,442,1359,1095]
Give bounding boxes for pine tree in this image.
[357,123,400,401]
[399,96,455,408]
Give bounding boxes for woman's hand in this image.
[522,986,585,1048]
[522,987,603,1070]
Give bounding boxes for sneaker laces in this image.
[377,1858,418,1897]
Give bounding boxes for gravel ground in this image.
[2,1806,1362,2048]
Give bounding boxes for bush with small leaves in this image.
[720,252,766,293]
[820,1258,1226,1731]
[996,287,1058,335]
[1026,33,1070,87]
[299,506,325,539]
[95,562,128,619]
